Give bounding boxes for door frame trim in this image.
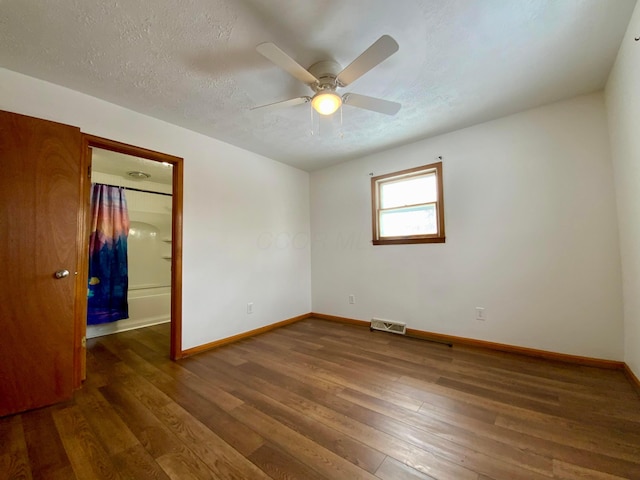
[75,135,184,386]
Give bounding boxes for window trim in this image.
[371,162,445,245]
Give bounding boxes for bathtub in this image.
[86,284,171,339]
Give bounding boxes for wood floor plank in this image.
[223,355,553,479]
[399,371,640,449]
[0,415,33,480]
[435,376,562,413]
[338,392,553,479]
[109,363,271,480]
[155,452,215,480]
[98,383,186,459]
[110,444,171,480]
[552,459,631,480]
[236,337,427,412]
[394,379,499,424]
[181,356,480,480]
[0,455,33,480]
[218,348,346,397]
[219,354,482,479]
[228,402,380,480]
[256,332,640,478]
[101,376,246,480]
[414,392,640,478]
[229,377,386,474]
[116,348,264,456]
[438,375,640,434]
[495,413,640,463]
[11,319,640,480]
[292,320,450,357]
[52,405,122,480]
[74,386,140,455]
[248,443,328,480]
[204,345,249,366]
[156,401,270,479]
[149,356,245,412]
[21,407,74,480]
[375,456,438,480]
[269,328,325,350]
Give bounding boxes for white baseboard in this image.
[87,316,170,339]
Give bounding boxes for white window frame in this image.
[371,162,445,245]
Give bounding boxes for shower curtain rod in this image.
[93,182,172,197]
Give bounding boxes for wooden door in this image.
[0,110,83,416]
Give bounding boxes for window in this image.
[371,162,445,245]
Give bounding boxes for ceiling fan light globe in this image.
[311,92,342,115]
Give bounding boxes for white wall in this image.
[605,2,640,377]
[311,92,624,360]
[0,67,311,351]
[2,66,627,363]
[125,189,173,290]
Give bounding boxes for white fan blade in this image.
[251,96,310,112]
[336,35,399,87]
[256,42,318,85]
[343,93,401,115]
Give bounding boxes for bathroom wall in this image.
[87,170,173,339]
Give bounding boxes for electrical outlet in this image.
[349,294,355,304]
[247,302,254,314]
[475,307,485,321]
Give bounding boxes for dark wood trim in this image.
[370,173,378,244]
[311,312,625,370]
[82,134,182,164]
[371,161,446,245]
[624,363,640,397]
[405,328,624,369]
[436,160,445,240]
[72,137,92,389]
[81,134,184,361]
[371,162,441,182]
[170,155,184,360]
[311,312,371,327]
[372,237,446,245]
[174,305,632,378]
[180,313,313,357]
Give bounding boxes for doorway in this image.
[76,135,183,385]
[88,148,172,336]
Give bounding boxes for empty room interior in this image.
[2,1,640,479]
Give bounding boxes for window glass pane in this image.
[380,174,436,209]
[380,204,437,237]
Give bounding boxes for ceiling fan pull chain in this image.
[339,104,344,140]
[309,101,315,136]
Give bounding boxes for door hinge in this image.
[87,165,91,178]
[81,336,86,348]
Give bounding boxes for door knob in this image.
[54,269,70,279]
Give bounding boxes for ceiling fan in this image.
[252,35,401,116]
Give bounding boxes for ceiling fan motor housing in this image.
[308,60,342,91]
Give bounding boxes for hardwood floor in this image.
[2,318,640,479]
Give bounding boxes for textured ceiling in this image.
[0,0,636,171]
[92,148,174,186]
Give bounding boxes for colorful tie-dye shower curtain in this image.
[87,184,130,325]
